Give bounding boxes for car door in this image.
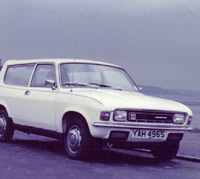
[22,63,57,130]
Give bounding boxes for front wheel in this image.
[151,141,180,161]
[0,109,14,142]
[64,118,91,160]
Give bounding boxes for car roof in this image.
[4,58,121,68]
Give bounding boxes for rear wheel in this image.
[64,117,92,159]
[151,141,180,161]
[0,109,14,142]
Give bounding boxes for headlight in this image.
[173,114,185,124]
[114,111,127,122]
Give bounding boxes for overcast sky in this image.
[0,0,200,90]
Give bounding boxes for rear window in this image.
[4,64,35,86]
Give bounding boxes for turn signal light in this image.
[100,111,110,121]
[187,117,192,125]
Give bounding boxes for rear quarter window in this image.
[4,64,35,86]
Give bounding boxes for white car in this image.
[0,59,192,160]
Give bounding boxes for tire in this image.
[151,141,180,161]
[64,117,92,160]
[0,109,14,142]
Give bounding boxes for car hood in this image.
[71,89,192,115]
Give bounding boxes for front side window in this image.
[60,63,138,91]
[31,64,56,87]
[4,64,35,86]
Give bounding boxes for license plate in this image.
[132,130,165,139]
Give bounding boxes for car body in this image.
[0,59,192,160]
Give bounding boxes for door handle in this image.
[25,90,30,96]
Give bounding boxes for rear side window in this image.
[4,64,35,86]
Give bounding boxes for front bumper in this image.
[91,122,192,142]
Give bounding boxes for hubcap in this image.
[0,116,6,137]
[67,126,81,153]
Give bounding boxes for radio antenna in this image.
[0,58,2,71]
[71,14,82,92]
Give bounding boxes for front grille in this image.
[128,111,173,124]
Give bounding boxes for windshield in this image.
[60,63,139,92]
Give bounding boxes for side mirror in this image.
[45,79,57,90]
[138,86,143,92]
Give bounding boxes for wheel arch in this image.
[0,101,11,117]
[62,111,91,135]
[0,104,14,141]
[0,104,13,122]
[0,104,7,112]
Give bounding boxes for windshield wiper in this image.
[89,83,122,91]
[63,82,122,90]
[89,83,111,88]
[63,82,97,88]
